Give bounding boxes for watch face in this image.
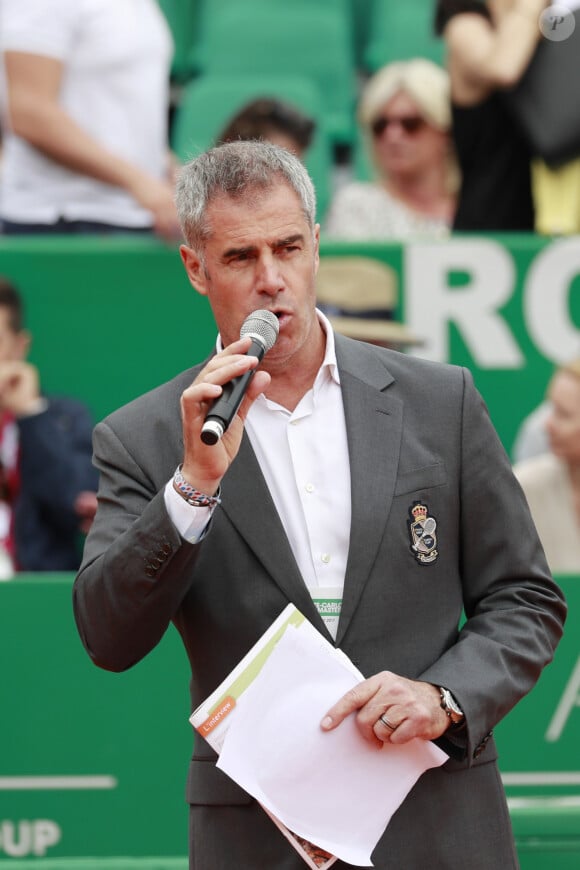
[441,687,464,721]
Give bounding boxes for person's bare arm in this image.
[4,50,180,238]
[444,0,546,104]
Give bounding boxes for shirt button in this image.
[321,553,331,564]
[305,483,315,493]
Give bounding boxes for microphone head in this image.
[239,309,279,353]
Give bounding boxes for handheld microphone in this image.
[200,309,279,445]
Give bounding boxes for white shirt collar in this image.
[215,308,340,388]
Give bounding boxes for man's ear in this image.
[179,245,208,296]
[313,224,320,275]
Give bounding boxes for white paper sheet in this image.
[217,624,448,867]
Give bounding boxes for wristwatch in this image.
[439,686,465,727]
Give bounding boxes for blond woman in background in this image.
[323,59,457,240]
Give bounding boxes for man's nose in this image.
[255,254,283,294]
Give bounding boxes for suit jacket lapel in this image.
[217,336,403,645]
[335,337,403,645]
[220,435,325,631]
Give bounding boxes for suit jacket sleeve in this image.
[72,385,202,672]
[417,368,566,761]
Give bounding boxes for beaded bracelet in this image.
[173,466,222,508]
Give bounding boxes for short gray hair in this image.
[175,140,317,250]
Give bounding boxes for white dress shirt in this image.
[164,312,351,635]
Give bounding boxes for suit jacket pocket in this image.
[186,757,253,806]
[394,462,446,496]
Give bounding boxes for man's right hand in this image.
[179,336,271,496]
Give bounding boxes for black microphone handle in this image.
[200,338,266,445]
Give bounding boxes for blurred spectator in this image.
[512,399,550,463]
[532,157,580,236]
[0,49,5,183]
[512,348,580,464]
[0,277,98,576]
[0,0,181,239]
[315,256,423,350]
[216,97,316,160]
[435,0,546,231]
[323,59,457,240]
[514,359,580,572]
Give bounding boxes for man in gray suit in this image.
[73,141,566,869]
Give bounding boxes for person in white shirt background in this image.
[0,0,181,239]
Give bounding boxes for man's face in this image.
[180,182,321,375]
[0,308,29,363]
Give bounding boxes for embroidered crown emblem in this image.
[407,501,438,565]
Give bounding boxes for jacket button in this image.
[144,556,162,575]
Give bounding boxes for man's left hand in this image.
[321,671,450,748]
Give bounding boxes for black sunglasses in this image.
[371,115,427,137]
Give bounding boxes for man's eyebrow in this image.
[222,243,257,259]
[222,234,305,259]
[275,233,305,247]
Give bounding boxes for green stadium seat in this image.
[349,0,377,69]
[195,0,354,64]
[363,0,445,72]
[194,3,357,146]
[171,74,335,221]
[156,0,199,83]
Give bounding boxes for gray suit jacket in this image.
[73,335,566,869]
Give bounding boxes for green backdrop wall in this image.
[2,233,580,456]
